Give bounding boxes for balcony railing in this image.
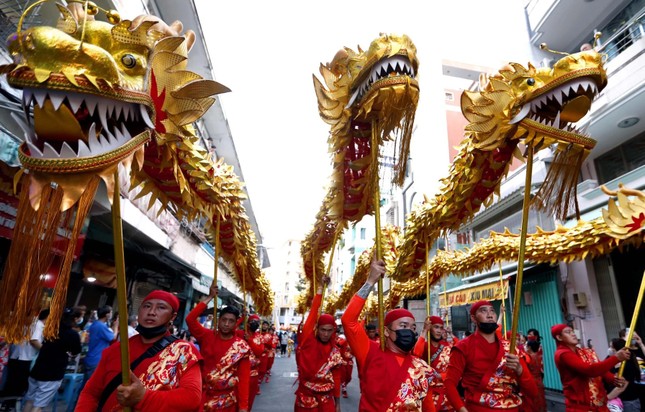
[596,6,645,63]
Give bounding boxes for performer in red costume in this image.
[341,259,436,411]
[336,331,353,399]
[186,285,251,412]
[257,320,271,387]
[295,277,343,412]
[77,290,202,411]
[265,326,279,381]
[241,314,264,410]
[444,301,537,412]
[552,324,629,412]
[413,316,454,411]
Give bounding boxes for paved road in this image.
[253,354,360,412]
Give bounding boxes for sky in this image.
[194,0,532,248]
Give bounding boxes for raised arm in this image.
[341,259,384,367]
[186,284,218,341]
[558,348,628,377]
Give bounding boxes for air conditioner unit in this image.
[573,292,588,308]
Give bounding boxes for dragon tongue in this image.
[34,99,86,144]
[560,95,591,123]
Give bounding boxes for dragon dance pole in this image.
[618,269,645,377]
[499,262,507,335]
[212,216,221,330]
[509,146,534,353]
[371,121,385,351]
[321,230,341,315]
[111,170,132,412]
[426,242,431,360]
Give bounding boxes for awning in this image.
[439,273,512,308]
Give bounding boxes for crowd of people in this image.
[0,259,643,411]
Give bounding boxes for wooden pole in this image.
[426,242,431,361]
[111,170,131,412]
[212,216,221,330]
[321,230,341,315]
[371,121,385,351]
[618,269,645,377]
[509,145,534,353]
[499,262,507,335]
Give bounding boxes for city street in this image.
[254,354,360,412]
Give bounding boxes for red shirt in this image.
[76,334,202,411]
[341,294,435,411]
[445,332,537,412]
[186,301,251,410]
[554,344,618,411]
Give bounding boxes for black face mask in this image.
[136,323,168,339]
[478,322,499,334]
[392,329,417,352]
[430,334,443,343]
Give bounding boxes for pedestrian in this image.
[295,277,343,412]
[341,259,436,410]
[0,309,48,411]
[279,328,288,357]
[83,305,118,385]
[0,336,8,391]
[186,284,251,412]
[22,308,82,412]
[127,316,139,338]
[413,315,454,411]
[552,323,629,411]
[608,334,644,412]
[444,301,538,412]
[76,290,202,411]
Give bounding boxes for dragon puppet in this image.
[0,2,271,342]
[325,47,612,312]
[300,33,419,305]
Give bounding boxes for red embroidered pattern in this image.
[386,357,434,411]
[203,339,250,409]
[296,346,344,408]
[578,348,606,407]
[477,340,522,409]
[141,341,199,391]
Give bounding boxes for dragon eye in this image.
[121,54,136,69]
[526,78,536,86]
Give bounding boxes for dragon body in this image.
[326,50,613,313]
[0,5,271,340]
[300,34,419,304]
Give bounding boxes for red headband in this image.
[142,290,179,312]
[385,308,414,325]
[318,314,336,327]
[429,316,444,326]
[551,324,568,339]
[249,314,261,322]
[470,300,492,316]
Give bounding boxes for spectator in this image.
[127,316,139,338]
[0,336,8,391]
[0,309,48,411]
[22,308,82,412]
[82,305,117,385]
[279,328,288,357]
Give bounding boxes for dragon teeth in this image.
[140,105,154,129]
[42,142,60,158]
[67,93,83,113]
[33,90,46,108]
[26,141,43,157]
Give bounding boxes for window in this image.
[360,228,366,240]
[595,132,645,184]
[445,92,454,101]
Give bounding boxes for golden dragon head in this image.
[2,3,228,210]
[313,33,419,187]
[462,49,607,218]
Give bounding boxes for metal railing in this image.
[597,6,645,63]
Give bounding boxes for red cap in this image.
[551,324,568,339]
[429,316,444,326]
[470,300,493,316]
[385,308,414,325]
[318,314,336,327]
[142,290,179,312]
[249,314,261,322]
